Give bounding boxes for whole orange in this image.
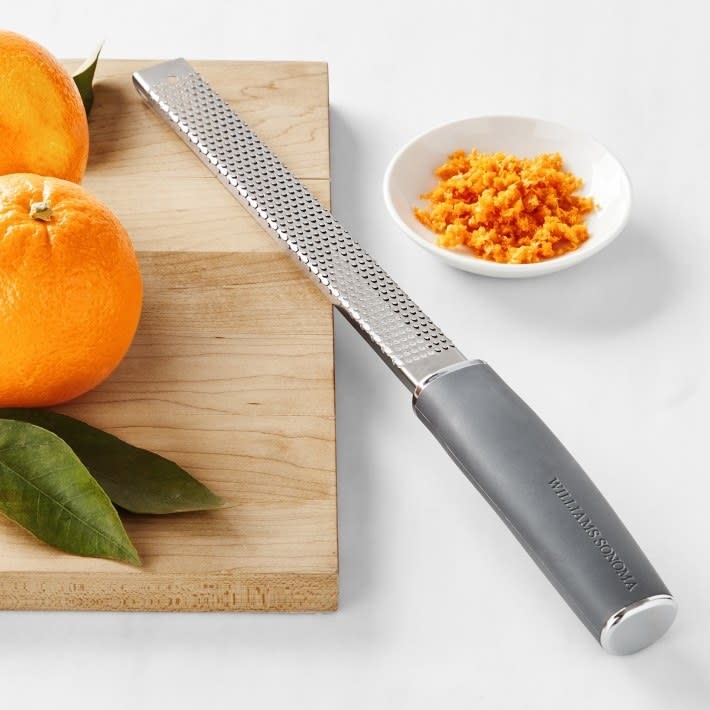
[0,30,89,183]
[0,173,143,407]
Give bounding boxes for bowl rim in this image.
[382,114,632,278]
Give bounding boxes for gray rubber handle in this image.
[414,361,675,653]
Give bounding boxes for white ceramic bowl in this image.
[383,116,632,278]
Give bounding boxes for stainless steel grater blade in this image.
[133,60,676,655]
[134,59,465,392]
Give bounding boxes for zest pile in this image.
[414,149,595,264]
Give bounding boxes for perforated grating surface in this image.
[134,60,465,389]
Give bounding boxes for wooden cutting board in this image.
[0,60,337,611]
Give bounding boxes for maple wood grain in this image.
[0,60,337,611]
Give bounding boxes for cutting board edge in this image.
[0,570,338,612]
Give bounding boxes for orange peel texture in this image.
[0,174,143,407]
[0,30,89,182]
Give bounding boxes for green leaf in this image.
[72,42,103,116]
[0,419,140,565]
[0,409,224,515]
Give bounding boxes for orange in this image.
[0,173,143,407]
[0,30,89,183]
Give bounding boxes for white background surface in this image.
[2,1,709,707]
